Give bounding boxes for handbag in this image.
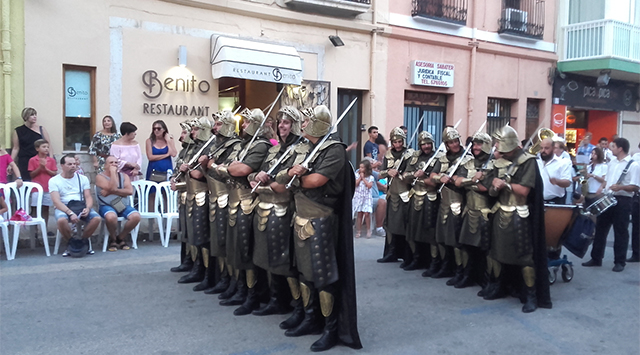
[66,200,86,216]
[110,196,127,214]
[149,169,167,182]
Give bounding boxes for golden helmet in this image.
[212,109,237,138]
[277,106,303,136]
[304,105,332,138]
[472,132,492,155]
[239,108,265,137]
[418,131,434,146]
[390,127,407,147]
[494,125,520,153]
[442,126,461,143]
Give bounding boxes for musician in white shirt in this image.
[583,138,640,272]
[598,137,614,163]
[584,147,607,206]
[537,138,572,204]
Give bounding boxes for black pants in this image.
[631,194,639,257]
[590,196,632,265]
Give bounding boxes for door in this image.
[337,89,363,167]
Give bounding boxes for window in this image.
[487,98,513,135]
[568,0,605,24]
[526,99,541,140]
[411,0,468,25]
[498,0,545,39]
[63,65,95,151]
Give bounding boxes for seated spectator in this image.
[0,142,23,187]
[28,139,57,235]
[0,188,7,219]
[95,156,140,251]
[49,154,101,257]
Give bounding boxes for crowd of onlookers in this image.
[0,108,182,257]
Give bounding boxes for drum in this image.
[562,211,596,258]
[586,193,617,216]
[544,204,575,249]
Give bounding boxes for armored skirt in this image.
[207,176,229,258]
[252,188,295,277]
[186,179,210,248]
[226,187,256,271]
[406,190,439,245]
[178,191,189,243]
[490,206,534,266]
[292,194,339,290]
[435,186,464,247]
[458,190,492,251]
[385,193,409,236]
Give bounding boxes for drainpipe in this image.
[1,0,11,147]
[467,27,478,135]
[369,0,377,134]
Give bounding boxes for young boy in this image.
[28,139,57,234]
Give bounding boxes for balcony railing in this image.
[411,0,468,26]
[562,19,640,63]
[497,0,544,39]
[284,0,371,17]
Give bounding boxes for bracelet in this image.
[67,210,74,215]
[16,177,22,180]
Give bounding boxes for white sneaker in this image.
[375,227,385,236]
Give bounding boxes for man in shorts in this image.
[49,154,102,256]
[95,156,140,251]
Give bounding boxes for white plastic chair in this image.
[132,180,165,248]
[6,182,50,258]
[88,185,140,253]
[157,181,178,247]
[1,183,12,260]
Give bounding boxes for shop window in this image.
[526,99,541,140]
[404,91,446,149]
[63,65,95,151]
[487,98,514,135]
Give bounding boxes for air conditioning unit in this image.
[503,8,527,32]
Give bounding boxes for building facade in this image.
[554,0,640,153]
[382,0,558,148]
[7,0,391,167]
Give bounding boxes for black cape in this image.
[335,154,363,349]
[530,162,552,308]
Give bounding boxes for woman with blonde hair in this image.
[11,107,52,182]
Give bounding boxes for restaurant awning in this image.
[210,35,302,85]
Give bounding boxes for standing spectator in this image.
[49,154,102,257]
[95,156,140,251]
[364,126,379,160]
[0,143,23,187]
[576,132,596,165]
[11,107,52,182]
[110,122,142,181]
[353,160,374,238]
[145,120,176,181]
[375,133,387,165]
[583,138,640,272]
[89,115,121,172]
[28,139,57,235]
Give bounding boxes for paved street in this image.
[1,234,638,355]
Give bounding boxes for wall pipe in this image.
[1,0,11,147]
[369,0,378,136]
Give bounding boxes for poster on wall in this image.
[551,104,567,137]
[65,70,91,118]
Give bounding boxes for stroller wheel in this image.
[561,264,574,282]
[548,267,557,284]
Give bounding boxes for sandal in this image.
[108,243,118,252]
[116,238,131,250]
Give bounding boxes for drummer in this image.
[583,138,640,272]
[537,138,572,204]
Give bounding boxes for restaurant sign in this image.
[410,60,454,88]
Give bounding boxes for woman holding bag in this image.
[145,120,176,182]
[110,122,143,181]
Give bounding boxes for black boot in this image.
[234,284,260,315]
[422,250,441,277]
[253,274,293,316]
[170,243,193,272]
[218,275,237,300]
[446,264,464,286]
[205,274,230,295]
[521,266,537,313]
[280,300,304,329]
[177,252,204,284]
[483,262,505,300]
[432,247,454,278]
[455,251,476,289]
[193,250,214,291]
[476,272,490,297]
[220,271,247,306]
[285,282,323,337]
[310,287,338,352]
[377,238,398,263]
[403,243,426,271]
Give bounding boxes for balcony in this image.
[283,0,371,18]
[411,0,468,26]
[562,19,640,64]
[497,0,544,40]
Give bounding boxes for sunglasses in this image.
[153,127,163,131]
